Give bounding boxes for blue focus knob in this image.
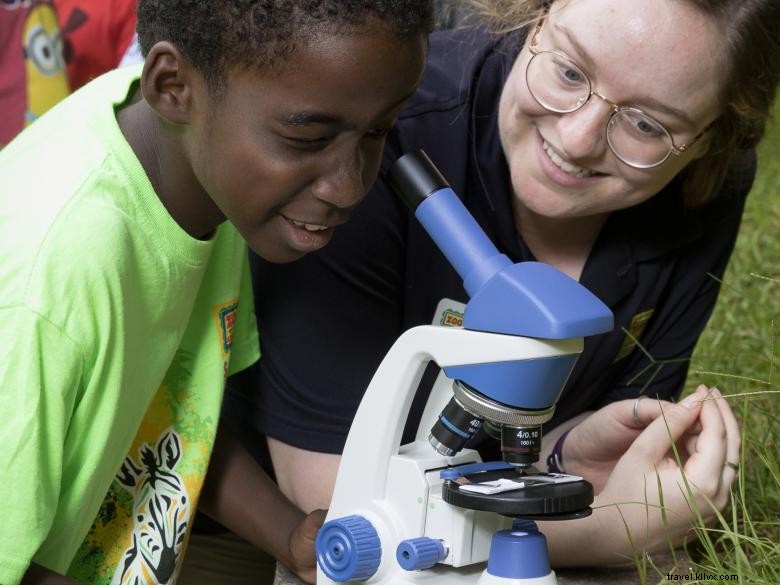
[316,515,381,582]
[396,537,447,571]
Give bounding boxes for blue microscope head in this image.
[388,150,613,468]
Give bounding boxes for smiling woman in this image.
[220,0,780,578]
[497,0,727,273]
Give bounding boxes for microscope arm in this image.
[328,326,580,516]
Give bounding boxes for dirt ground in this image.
[274,550,689,584]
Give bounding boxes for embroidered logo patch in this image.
[214,300,238,354]
[614,308,655,362]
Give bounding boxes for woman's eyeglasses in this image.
[525,19,708,169]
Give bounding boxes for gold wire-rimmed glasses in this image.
[525,19,709,169]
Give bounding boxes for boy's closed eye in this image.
[282,133,335,148]
[280,126,393,150]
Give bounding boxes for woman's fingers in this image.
[713,388,741,467]
[627,395,674,429]
[684,388,727,486]
[711,388,742,503]
[679,386,744,512]
[626,386,706,463]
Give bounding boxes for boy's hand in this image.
[285,508,327,584]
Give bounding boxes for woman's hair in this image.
[468,0,550,31]
[137,0,434,97]
[470,0,780,207]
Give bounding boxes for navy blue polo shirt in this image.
[222,26,754,466]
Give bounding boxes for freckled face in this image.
[186,25,427,262]
[498,0,724,222]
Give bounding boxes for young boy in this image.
[0,2,431,584]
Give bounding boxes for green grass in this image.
[645,102,780,583]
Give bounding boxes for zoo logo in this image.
[439,308,464,328]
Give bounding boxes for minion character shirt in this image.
[0,0,70,146]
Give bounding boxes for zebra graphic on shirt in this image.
[110,429,190,585]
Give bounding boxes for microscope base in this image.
[365,566,557,585]
[476,571,558,585]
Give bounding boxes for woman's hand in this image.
[544,385,741,566]
[594,385,741,552]
[563,394,685,492]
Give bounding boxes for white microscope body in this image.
[316,326,580,584]
[315,150,612,584]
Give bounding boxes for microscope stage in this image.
[442,468,593,520]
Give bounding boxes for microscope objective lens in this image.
[501,425,543,467]
[429,397,483,456]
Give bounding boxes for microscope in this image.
[315,151,614,584]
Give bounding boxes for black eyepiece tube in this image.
[386,150,450,211]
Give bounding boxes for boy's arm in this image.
[20,564,80,585]
[0,310,82,585]
[198,421,324,584]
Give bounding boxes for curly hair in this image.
[469,0,780,207]
[137,0,434,91]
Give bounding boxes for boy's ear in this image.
[140,41,198,125]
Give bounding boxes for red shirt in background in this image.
[1,0,70,146]
[54,0,137,89]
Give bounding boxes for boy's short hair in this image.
[137,0,434,92]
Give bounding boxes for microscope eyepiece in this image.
[386,150,450,211]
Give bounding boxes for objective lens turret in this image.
[429,380,555,464]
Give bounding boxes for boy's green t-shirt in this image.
[0,66,259,584]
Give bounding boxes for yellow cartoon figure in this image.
[23,2,70,126]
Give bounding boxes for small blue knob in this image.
[316,515,381,582]
[396,537,447,571]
